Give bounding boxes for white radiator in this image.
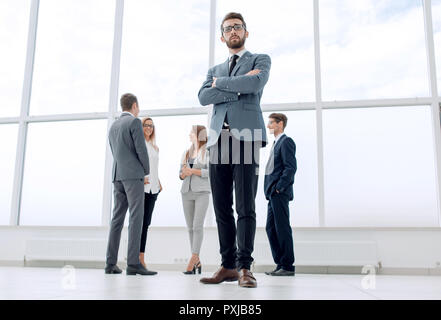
[25,239,127,262]
[254,241,378,266]
[25,239,378,267]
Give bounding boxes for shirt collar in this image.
[121,111,134,117]
[274,132,285,144]
[229,48,247,61]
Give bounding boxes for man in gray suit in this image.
[198,12,270,288]
[105,93,156,276]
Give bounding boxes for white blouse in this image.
[144,141,160,194]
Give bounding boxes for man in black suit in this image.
[264,113,297,276]
[198,12,271,288]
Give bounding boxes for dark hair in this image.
[120,93,138,112]
[269,113,288,130]
[221,12,247,34]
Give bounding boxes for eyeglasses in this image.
[143,124,154,128]
[222,24,245,34]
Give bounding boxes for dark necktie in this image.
[224,55,239,127]
[229,54,239,76]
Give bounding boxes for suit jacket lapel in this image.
[274,134,286,150]
[232,51,252,76]
[266,135,286,175]
[222,58,230,76]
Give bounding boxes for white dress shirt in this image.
[228,48,248,68]
[271,132,285,153]
[144,141,160,194]
[274,132,285,145]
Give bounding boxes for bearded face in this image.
[225,32,246,49]
[221,19,248,50]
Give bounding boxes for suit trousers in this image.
[140,191,159,253]
[182,191,210,255]
[265,192,295,271]
[106,179,144,266]
[209,130,260,270]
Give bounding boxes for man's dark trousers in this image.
[209,130,260,270]
[266,192,295,272]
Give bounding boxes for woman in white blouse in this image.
[180,125,210,274]
[139,117,162,272]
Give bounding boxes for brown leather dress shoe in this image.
[200,267,239,284]
[239,269,257,288]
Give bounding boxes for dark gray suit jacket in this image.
[108,113,150,182]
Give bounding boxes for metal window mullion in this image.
[204,0,217,228]
[0,117,20,124]
[423,0,441,227]
[101,0,124,226]
[10,0,39,226]
[138,106,209,117]
[313,0,326,227]
[261,98,433,112]
[24,112,108,123]
[209,0,216,69]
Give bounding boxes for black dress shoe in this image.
[105,264,122,274]
[272,268,295,276]
[265,267,281,275]
[126,263,158,276]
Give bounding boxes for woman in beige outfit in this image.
[179,125,210,274]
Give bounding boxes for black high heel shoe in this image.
[183,262,202,275]
[195,262,202,274]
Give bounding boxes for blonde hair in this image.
[142,117,158,152]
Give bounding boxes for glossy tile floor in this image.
[1,266,441,300]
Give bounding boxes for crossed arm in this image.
[213,54,271,94]
[198,54,271,106]
[198,69,240,106]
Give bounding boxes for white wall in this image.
[1,226,440,274]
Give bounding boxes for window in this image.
[0,125,19,225]
[215,0,315,103]
[433,0,441,94]
[122,114,211,227]
[30,0,115,115]
[255,111,319,227]
[119,0,210,109]
[20,120,107,226]
[323,106,438,227]
[0,0,31,117]
[4,1,441,229]
[320,0,429,100]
